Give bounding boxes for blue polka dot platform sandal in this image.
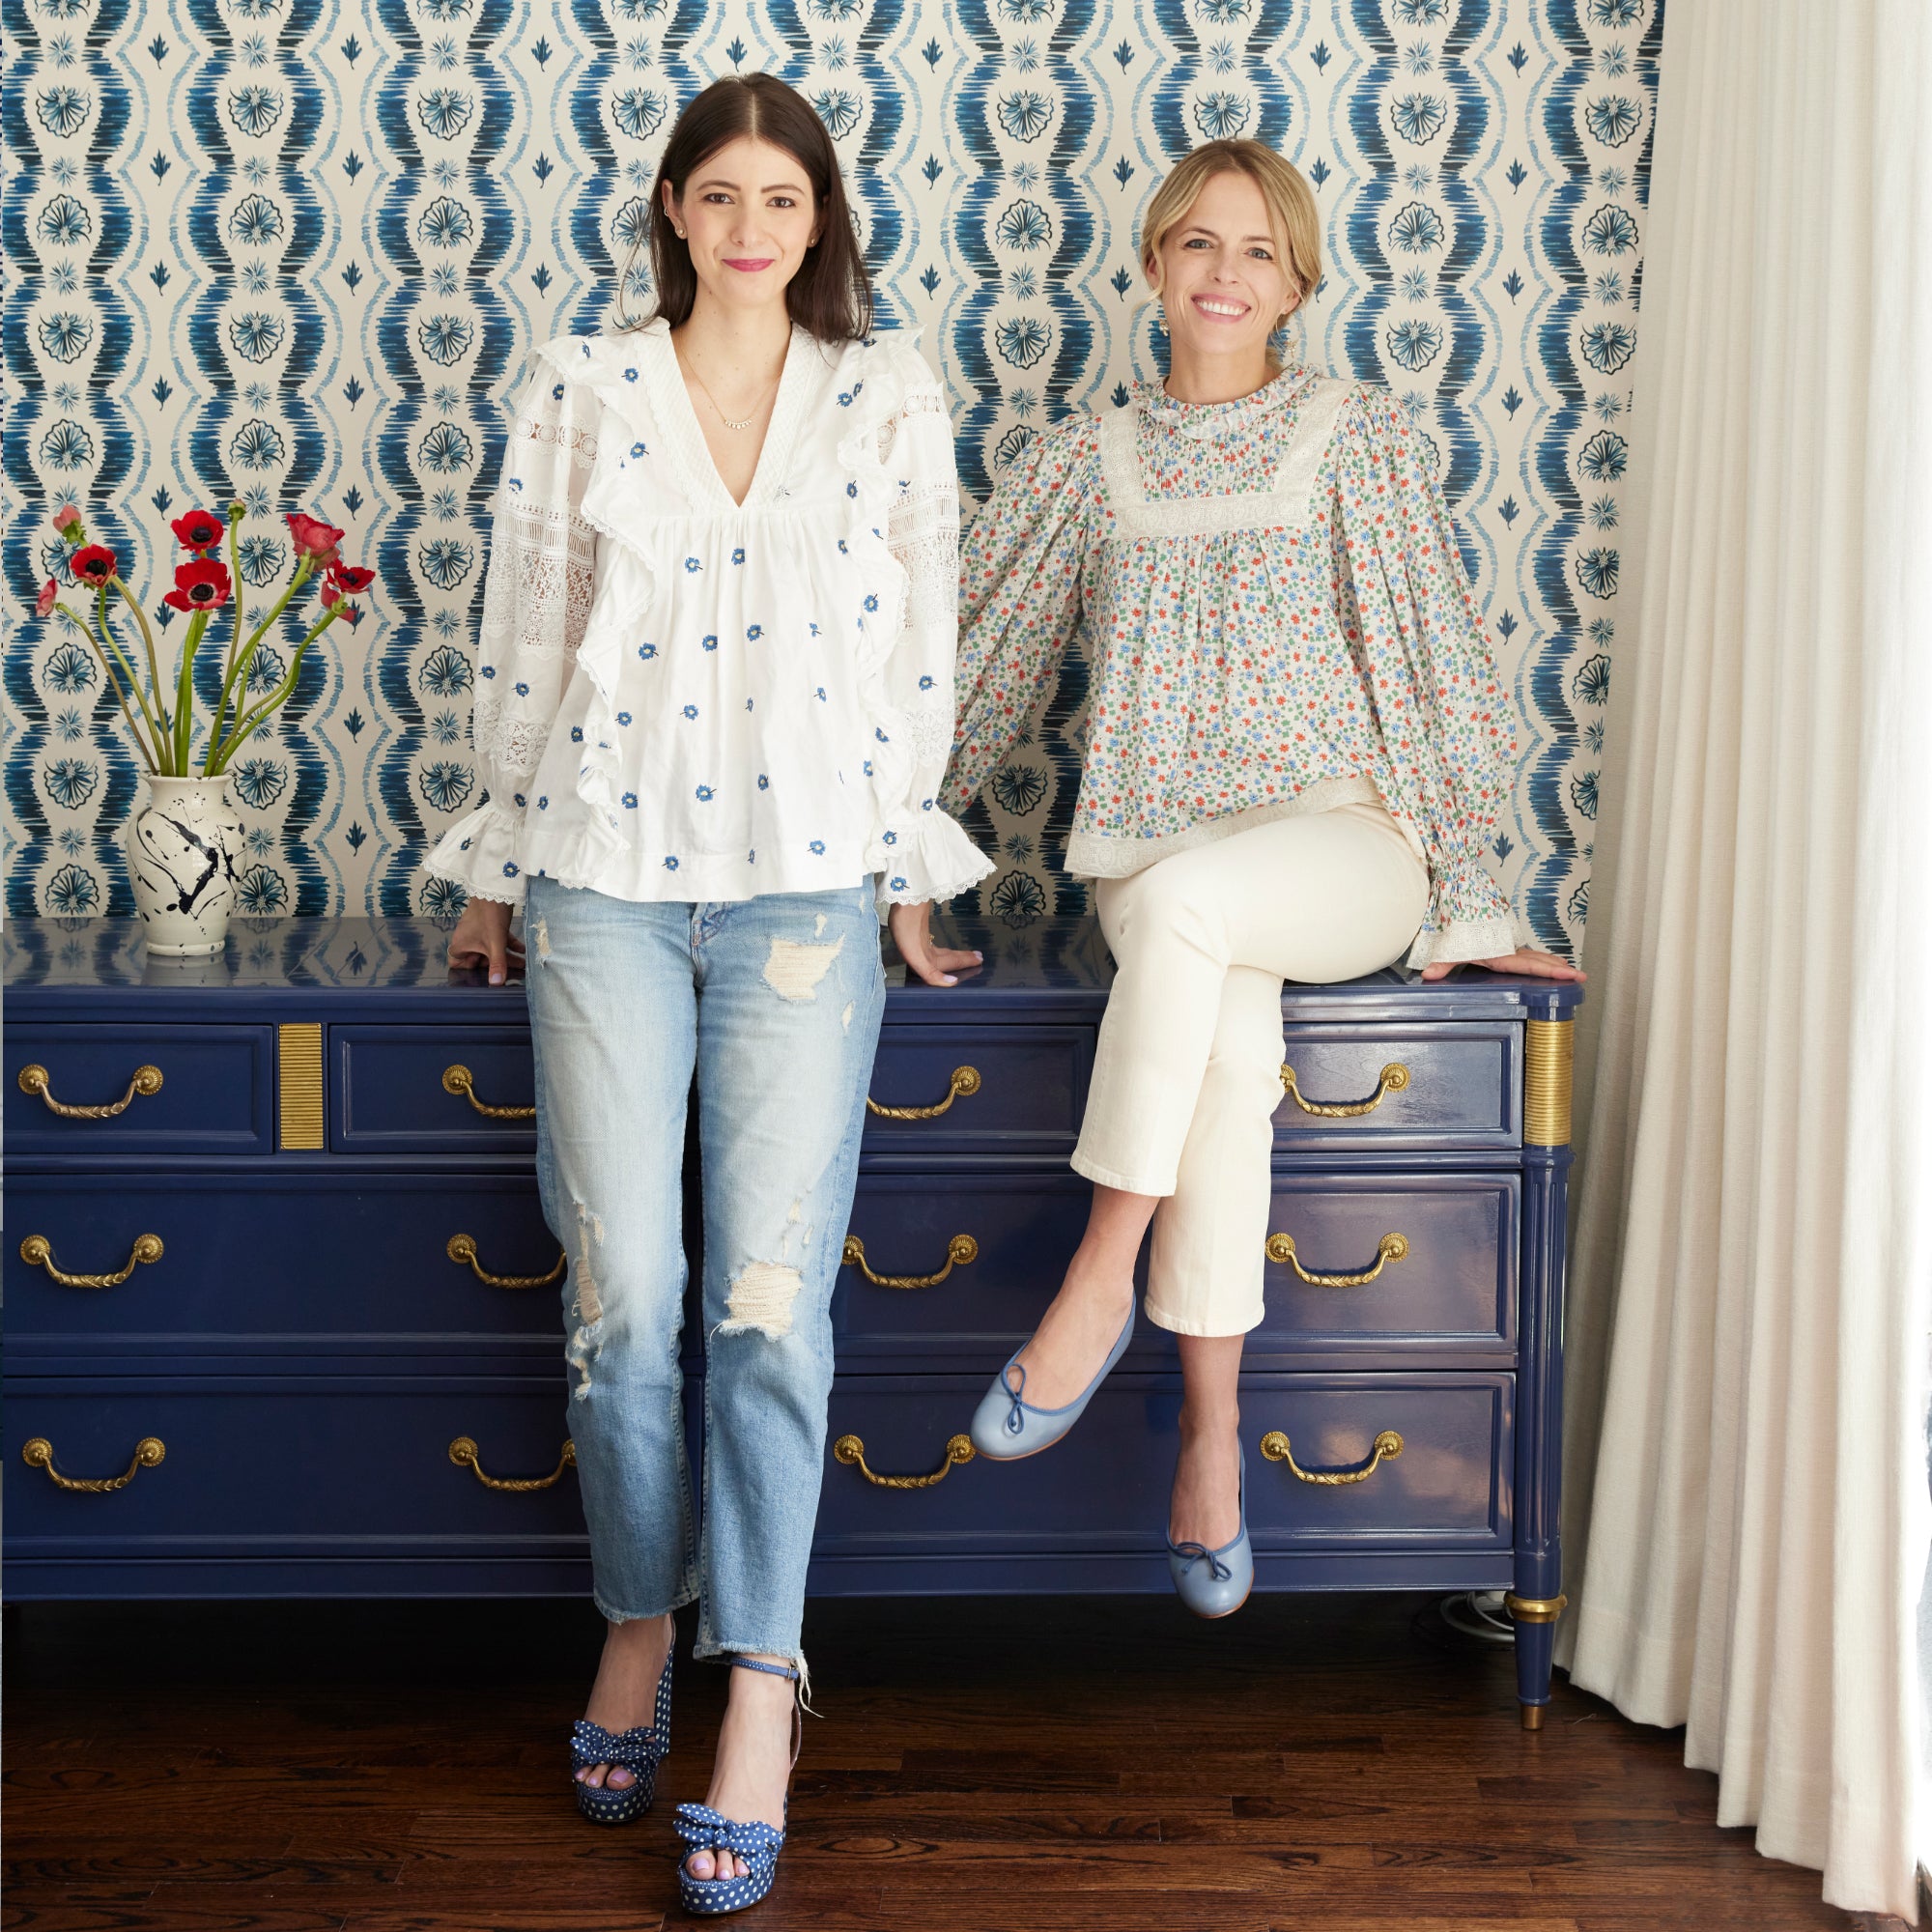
[570,1649,673,1827]
[672,1657,802,1917]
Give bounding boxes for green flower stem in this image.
[86,593,168,770]
[204,556,314,768]
[213,514,247,759]
[205,601,342,775]
[174,608,211,776]
[63,606,158,774]
[108,577,168,765]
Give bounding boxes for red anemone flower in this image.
[36,580,58,618]
[285,511,345,562]
[162,558,233,613]
[171,507,227,551]
[71,544,119,587]
[327,562,375,595]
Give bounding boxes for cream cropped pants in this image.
[1072,803,1432,1337]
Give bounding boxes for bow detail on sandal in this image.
[673,1656,802,1917]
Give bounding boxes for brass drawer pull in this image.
[442,1064,536,1121]
[1264,1230,1408,1287]
[834,1433,975,1489]
[448,1436,576,1491]
[1279,1061,1408,1118]
[22,1436,166,1492]
[841,1233,978,1290]
[867,1065,980,1120]
[18,1063,163,1119]
[446,1233,566,1290]
[1260,1428,1404,1486]
[20,1233,165,1289]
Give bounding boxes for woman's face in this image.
[662,134,821,317]
[1148,168,1296,365]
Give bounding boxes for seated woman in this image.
[895,137,1580,1617]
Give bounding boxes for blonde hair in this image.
[1138,140,1322,358]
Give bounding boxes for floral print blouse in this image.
[426,320,992,913]
[943,363,1519,968]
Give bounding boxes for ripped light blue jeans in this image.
[524,875,885,1672]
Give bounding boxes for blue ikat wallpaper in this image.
[2,0,1660,948]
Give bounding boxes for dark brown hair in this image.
[627,73,873,344]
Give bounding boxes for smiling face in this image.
[661,134,821,321]
[1147,167,1297,373]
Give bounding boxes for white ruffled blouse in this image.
[425,319,994,912]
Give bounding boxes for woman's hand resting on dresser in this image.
[888,902,983,988]
[1419,947,1585,984]
[447,897,526,986]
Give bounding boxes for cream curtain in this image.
[1556,0,1932,1917]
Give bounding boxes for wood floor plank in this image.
[4,1594,1857,1931]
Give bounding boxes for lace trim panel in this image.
[1098,380,1356,542]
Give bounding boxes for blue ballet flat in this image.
[1167,1442,1253,1619]
[969,1300,1135,1461]
[673,1657,801,1917]
[571,1647,673,1825]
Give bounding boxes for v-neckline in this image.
[649,318,811,512]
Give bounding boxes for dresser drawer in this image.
[8,1175,570,1351]
[333,1025,537,1152]
[1252,1175,1516,1357]
[6,1380,587,1552]
[863,1025,1092,1153]
[7,1025,274,1154]
[833,1173,1088,1363]
[812,1372,1511,1559]
[1272,1023,1520,1150]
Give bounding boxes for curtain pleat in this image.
[1557,0,1931,1915]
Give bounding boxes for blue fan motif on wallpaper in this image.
[4,0,1660,961]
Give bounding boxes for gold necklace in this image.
[676,345,782,433]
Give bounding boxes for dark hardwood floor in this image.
[4,1592,1851,1931]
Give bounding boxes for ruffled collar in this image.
[1134,362,1322,441]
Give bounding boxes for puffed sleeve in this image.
[1329,387,1520,968]
[867,340,995,911]
[423,355,601,907]
[940,416,1100,817]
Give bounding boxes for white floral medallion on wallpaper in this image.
[4,0,1658,948]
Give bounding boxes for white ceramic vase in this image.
[127,775,242,955]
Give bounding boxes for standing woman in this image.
[897,139,1580,1616]
[429,75,987,1914]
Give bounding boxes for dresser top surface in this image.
[4,917,1583,1022]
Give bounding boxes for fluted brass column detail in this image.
[278,1022,325,1150]
[1522,1019,1574,1148]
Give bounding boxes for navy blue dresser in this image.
[6,915,1582,1724]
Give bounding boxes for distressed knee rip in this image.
[762,933,843,1003]
[566,1198,606,1399]
[718,1260,803,1338]
[531,913,552,962]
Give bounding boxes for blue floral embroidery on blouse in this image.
[536,796,548,810]
[682,703,698,719]
[700,633,719,652]
[863,594,878,612]
[624,368,638,382]
[809,621,821,637]
[514,681,528,696]
[503,861,520,876]
[639,642,657,660]
[570,725,583,742]
[845,481,858,498]
[623,792,638,809]
[663,854,679,869]
[881,830,897,844]
[891,875,907,892]
[757,774,770,789]
[630,441,646,458]
[513,793,526,808]
[731,547,746,564]
[837,539,848,554]
[918,674,935,691]
[809,839,825,855]
[695,784,714,802]
[814,687,827,701]
[552,384,564,400]
[684,556,701,572]
[875,726,890,742]
[863,760,874,778]
[616,711,632,725]
[747,623,762,640]
[481,665,496,678]
[838,391,853,407]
